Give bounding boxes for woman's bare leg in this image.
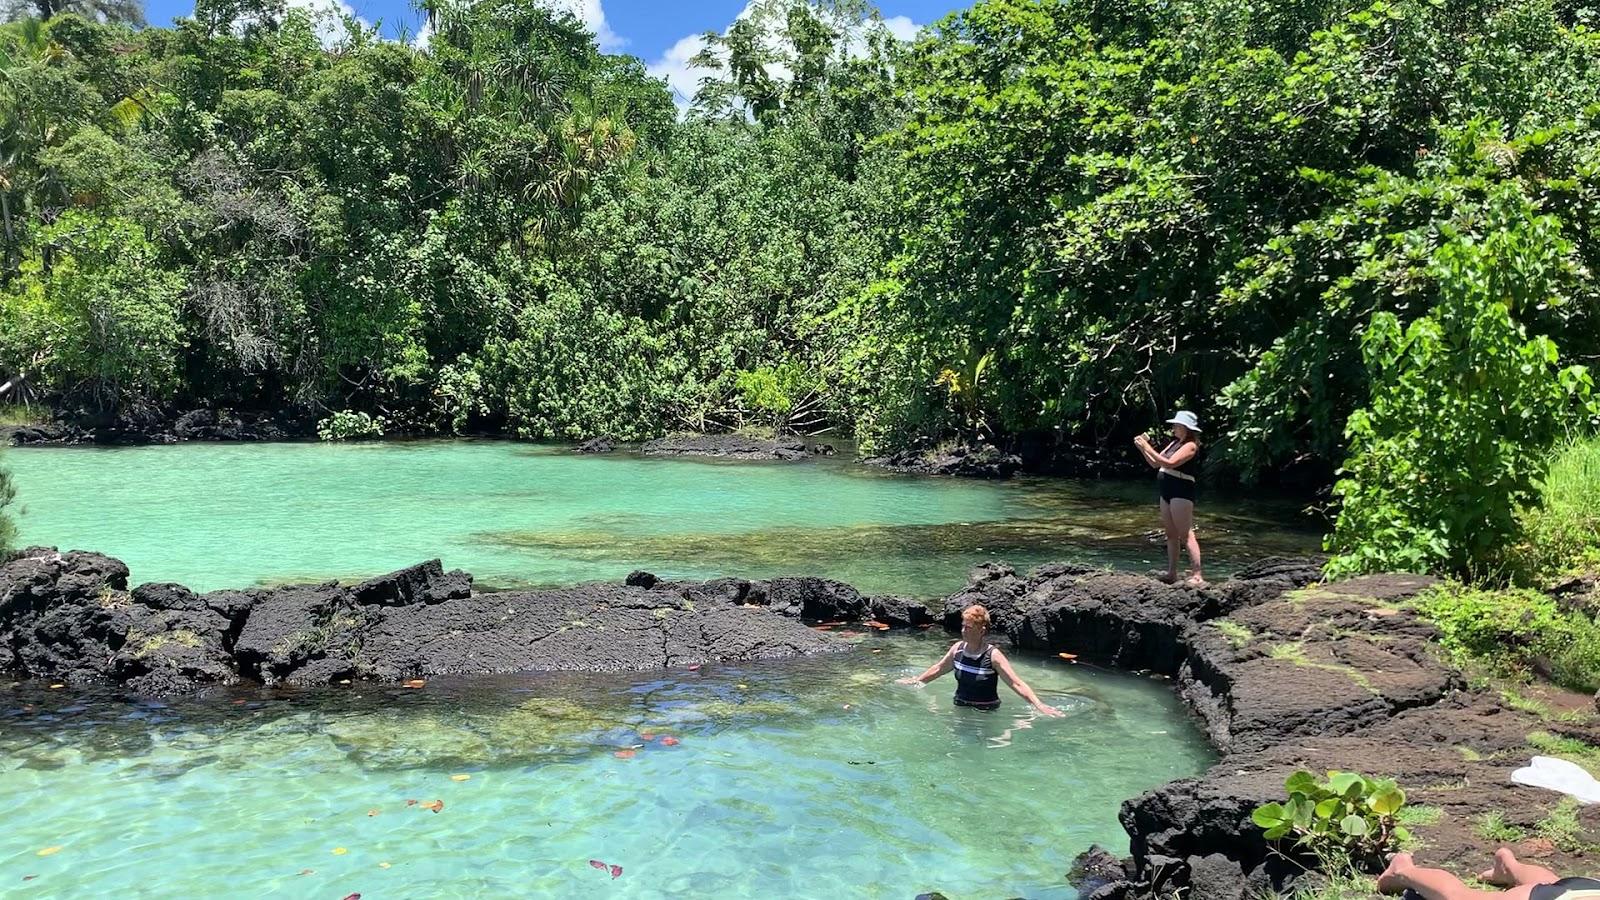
[1378,852,1537,900]
[1169,498,1203,582]
[1480,848,1560,887]
[1159,499,1179,582]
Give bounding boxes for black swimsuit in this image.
[952,642,1000,710]
[1532,877,1600,900]
[1157,440,1198,503]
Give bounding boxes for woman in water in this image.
[896,605,1064,717]
[1134,410,1204,586]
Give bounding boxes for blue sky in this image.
[140,1,964,95]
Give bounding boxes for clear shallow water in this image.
[0,632,1214,898]
[5,440,1318,595]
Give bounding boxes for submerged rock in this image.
[861,443,1023,479]
[640,433,815,460]
[574,437,616,454]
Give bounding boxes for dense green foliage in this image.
[0,0,900,444]
[1417,581,1600,693]
[1511,437,1600,580]
[1323,206,1595,577]
[1253,770,1410,870]
[4,0,1600,577]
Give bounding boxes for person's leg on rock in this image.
[1378,853,1539,900]
[1159,498,1179,583]
[1478,848,1560,889]
[1169,496,1203,584]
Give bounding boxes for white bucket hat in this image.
[1166,410,1201,432]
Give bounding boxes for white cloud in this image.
[287,0,369,48]
[543,0,625,51]
[648,3,919,112]
[411,17,433,50]
[647,32,715,108]
[880,14,918,43]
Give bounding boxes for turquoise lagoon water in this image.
[4,440,1319,594]
[0,441,1292,897]
[1,632,1213,898]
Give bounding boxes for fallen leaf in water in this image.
[686,663,701,671]
[22,875,36,881]
[231,699,247,706]
[589,860,607,871]
[36,847,60,857]
[870,649,882,654]
[1057,653,1078,661]
[661,736,679,746]
[450,774,470,782]
[332,848,348,855]
[736,683,748,689]
[343,894,361,900]
[843,704,852,710]
[378,862,391,869]
[48,684,63,690]
[337,679,351,685]
[405,799,418,807]
[367,809,380,817]
[423,800,444,813]
[613,749,636,759]
[402,679,426,689]
[610,864,622,879]
[638,732,655,741]
[297,869,314,876]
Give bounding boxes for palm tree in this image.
[2,0,146,27]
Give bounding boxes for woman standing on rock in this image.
[896,605,1065,717]
[1134,411,1205,586]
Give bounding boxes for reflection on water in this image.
[5,440,1320,595]
[0,634,1213,898]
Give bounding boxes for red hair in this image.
[961,605,991,630]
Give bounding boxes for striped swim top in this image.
[953,641,1000,709]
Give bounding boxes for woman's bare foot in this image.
[1377,853,1416,895]
[1480,847,1518,887]
[1158,572,1178,584]
[1185,573,1207,587]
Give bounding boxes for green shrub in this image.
[0,213,187,409]
[316,411,386,442]
[1418,582,1600,694]
[1511,437,1600,583]
[1324,194,1594,579]
[1252,770,1410,871]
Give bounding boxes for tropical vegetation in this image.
[0,0,1599,578]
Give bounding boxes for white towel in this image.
[1511,756,1600,805]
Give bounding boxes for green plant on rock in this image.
[1253,770,1411,870]
[316,411,386,442]
[1418,582,1600,695]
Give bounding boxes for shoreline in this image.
[5,550,1595,896]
